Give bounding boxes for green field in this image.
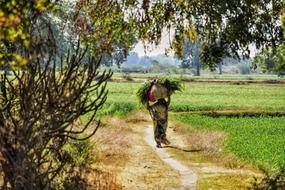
[173,114,285,172]
[99,82,285,115]
[112,73,285,81]
[97,81,285,172]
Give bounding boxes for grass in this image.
[93,81,285,172]
[97,82,285,116]
[97,82,141,116]
[198,175,251,190]
[173,114,285,172]
[112,73,285,81]
[171,83,285,112]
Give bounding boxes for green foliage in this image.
[0,0,55,67]
[253,44,285,76]
[200,41,227,71]
[157,77,183,94]
[275,44,285,76]
[136,80,152,106]
[130,0,283,69]
[63,139,98,168]
[98,102,138,116]
[72,0,137,62]
[171,83,285,112]
[136,78,183,107]
[174,114,285,172]
[94,82,140,116]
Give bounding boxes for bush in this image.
[237,64,251,74]
[63,138,99,169]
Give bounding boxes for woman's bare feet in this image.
[156,143,162,148]
[162,138,170,145]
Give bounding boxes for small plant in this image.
[63,138,99,170]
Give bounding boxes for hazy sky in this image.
[133,29,174,57]
[133,35,257,58]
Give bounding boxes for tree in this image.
[253,44,285,76]
[178,38,201,76]
[0,41,111,188]
[0,1,113,188]
[122,0,283,69]
[0,0,55,68]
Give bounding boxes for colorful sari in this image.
[148,97,170,148]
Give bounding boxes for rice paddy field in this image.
[99,82,285,115]
[98,81,285,173]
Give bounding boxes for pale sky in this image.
[133,40,173,57]
[133,29,175,57]
[133,36,257,58]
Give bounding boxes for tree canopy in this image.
[1,0,283,69]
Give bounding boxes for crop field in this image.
[97,81,285,173]
[112,73,285,81]
[99,82,285,115]
[173,114,285,172]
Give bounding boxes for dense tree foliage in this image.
[253,44,285,76]
[1,0,283,69]
[129,0,283,69]
[0,0,56,68]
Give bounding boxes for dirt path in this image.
[144,126,198,190]
[96,113,261,189]
[96,115,181,190]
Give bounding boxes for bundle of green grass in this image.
[137,78,183,107]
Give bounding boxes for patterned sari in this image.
[148,97,170,148]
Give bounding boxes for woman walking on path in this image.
[148,96,171,148]
[137,78,182,148]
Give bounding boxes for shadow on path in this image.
[161,145,204,153]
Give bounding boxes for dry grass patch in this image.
[93,117,134,171]
[168,122,257,170]
[91,115,180,189]
[170,122,225,152]
[124,111,150,124]
[99,114,180,189]
[83,168,123,190]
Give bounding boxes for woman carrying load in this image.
[137,78,182,148]
[147,79,171,147]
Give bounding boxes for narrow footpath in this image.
[144,126,198,190]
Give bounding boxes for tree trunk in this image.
[193,42,201,76]
[218,62,223,75]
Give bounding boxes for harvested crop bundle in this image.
[137,78,183,107]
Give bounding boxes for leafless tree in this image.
[0,36,112,189]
